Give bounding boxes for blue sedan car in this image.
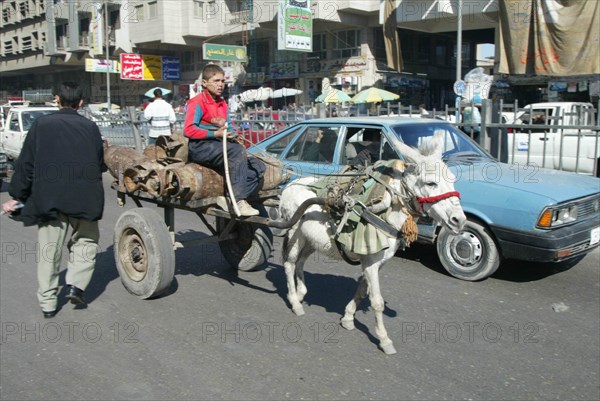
[249,117,600,281]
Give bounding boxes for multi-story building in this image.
[5,1,592,109]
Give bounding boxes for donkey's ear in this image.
[397,141,422,163]
[430,131,444,158]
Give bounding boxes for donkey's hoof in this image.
[380,343,397,355]
[292,306,305,316]
[340,318,355,330]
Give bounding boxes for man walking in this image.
[144,88,176,145]
[1,82,105,318]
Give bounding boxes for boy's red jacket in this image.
[183,91,235,140]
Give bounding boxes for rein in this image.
[417,191,461,212]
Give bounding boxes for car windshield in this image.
[22,110,55,131]
[391,122,490,162]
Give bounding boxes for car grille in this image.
[575,194,600,221]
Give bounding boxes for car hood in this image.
[450,160,600,229]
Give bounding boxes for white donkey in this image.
[278,132,466,354]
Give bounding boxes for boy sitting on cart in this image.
[183,64,266,217]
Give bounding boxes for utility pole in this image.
[105,0,111,109]
[455,0,463,122]
[456,0,462,82]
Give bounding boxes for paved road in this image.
[1,175,599,400]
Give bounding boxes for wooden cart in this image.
[111,181,327,299]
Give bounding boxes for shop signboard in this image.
[269,62,299,79]
[277,0,312,52]
[85,59,119,73]
[120,54,181,81]
[202,44,248,62]
[143,55,163,81]
[162,57,181,81]
[120,53,143,80]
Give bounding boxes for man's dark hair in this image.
[58,82,83,109]
[153,88,163,98]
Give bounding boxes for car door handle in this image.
[538,137,550,141]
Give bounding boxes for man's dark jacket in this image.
[9,108,105,226]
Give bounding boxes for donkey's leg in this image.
[295,261,308,303]
[283,232,308,316]
[341,275,368,330]
[363,259,396,355]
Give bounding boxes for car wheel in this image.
[436,219,501,281]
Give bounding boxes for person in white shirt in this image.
[144,89,176,145]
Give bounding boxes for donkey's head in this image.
[396,131,466,234]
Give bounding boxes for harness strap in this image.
[359,207,400,238]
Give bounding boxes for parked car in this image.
[249,117,600,281]
[0,105,58,167]
[507,102,599,176]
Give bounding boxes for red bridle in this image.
[416,191,461,212]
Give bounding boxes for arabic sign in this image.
[143,55,162,80]
[278,0,312,52]
[120,54,181,81]
[302,57,367,74]
[120,53,143,80]
[162,57,180,81]
[202,44,248,62]
[269,62,299,79]
[85,59,119,73]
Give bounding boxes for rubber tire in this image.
[114,208,175,298]
[436,218,501,281]
[217,217,273,272]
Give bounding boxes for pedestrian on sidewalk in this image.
[144,88,177,145]
[1,82,106,318]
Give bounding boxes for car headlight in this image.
[537,205,578,228]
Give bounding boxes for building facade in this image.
[1,1,595,109]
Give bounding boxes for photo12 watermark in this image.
[398,321,540,344]
[1,321,140,344]
[199,321,340,344]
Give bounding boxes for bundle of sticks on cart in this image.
[103,132,288,204]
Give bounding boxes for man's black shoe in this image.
[66,285,86,306]
[42,309,57,318]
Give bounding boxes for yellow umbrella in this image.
[315,89,351,103]
[350,87,399,104]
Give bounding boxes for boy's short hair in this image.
[202,64,225,81]
[57,82,83,109]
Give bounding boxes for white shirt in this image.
[144,98,176,138]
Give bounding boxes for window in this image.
[332,29,360,59]
[417,36,429,63]
[19,1,29,17]
[309,33,326,60]
[148,1,157,19]
[344,127,383,164]
[22,35,31,51]
[181,51,194,72]
[135,4,144,21]
[373,29,386,61]
[254,39,270,69]
[2,7,11,23]
[193,0,202,18]
[3,41,13,54]
[434,40,446,66]
[287,127,340,163]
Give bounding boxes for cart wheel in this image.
[217,217,273,271]
[114,208,175,298]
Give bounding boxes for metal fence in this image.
[90,101,600,177]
